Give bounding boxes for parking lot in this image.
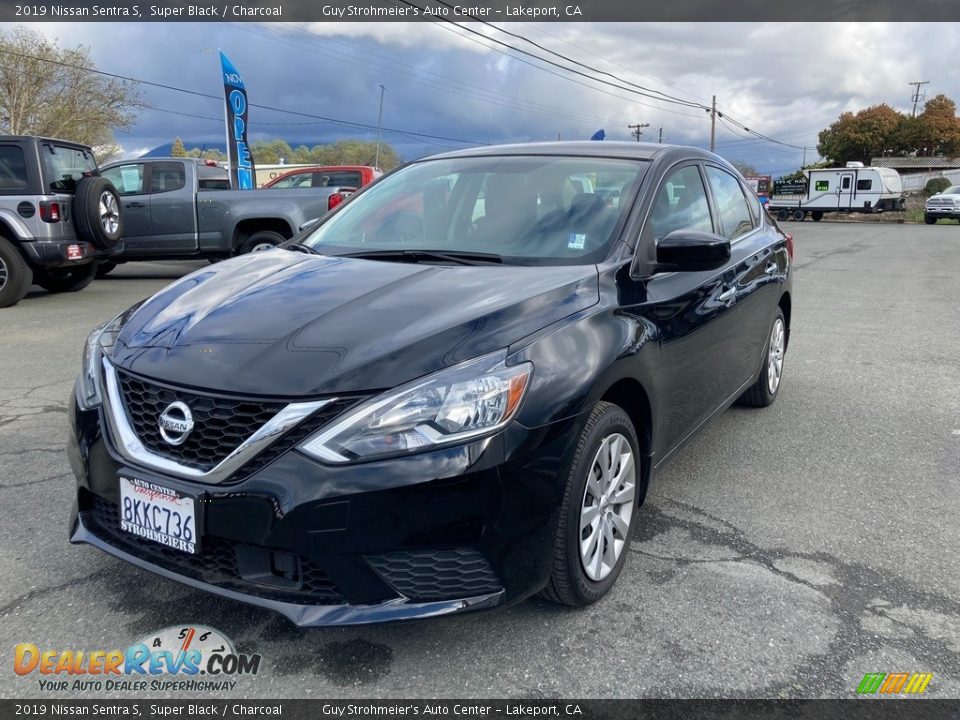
[1,222,958,699]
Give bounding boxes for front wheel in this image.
[738,307,786,408]
[34,262,98,294]
[237,231,286,255]
[540,401,645,607]
[924,214,937,225]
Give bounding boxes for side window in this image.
[0,145,28,192]
[270,172,312,188]
[649,165,713,240]
[815,180,830,192]
[102,164,145,195]
[705,167,754,240]
[856,178,872,191]
[841,176,851,190]
[148,162,186,193]
[316,171,362,188]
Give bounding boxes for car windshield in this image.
[302,155,647,265]
[942,186,960,194]
[40,143,98,194]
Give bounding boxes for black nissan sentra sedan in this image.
[68,142,792,626]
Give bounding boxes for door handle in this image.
[718,286,737,304]
[764,262,778,275]
[125,202,145,208]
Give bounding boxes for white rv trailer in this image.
[768,162,905,221]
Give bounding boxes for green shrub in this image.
[925,177,952,196]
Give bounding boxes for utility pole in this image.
[374,84,386,168]
[909,81,929,117]
[709,95,717,153]
[628,123,649,142]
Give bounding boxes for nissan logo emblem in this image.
[158,401,194,446]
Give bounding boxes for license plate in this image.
[118,476,198,554]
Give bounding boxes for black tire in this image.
[792,209,806,222]
[0,236,32,308]
[540,401,646,607]
[34,262,98,294]
[237,230,286,255]
[95,261,117,278]
[776,210,789,222]
[811,211,824,222]
[73,177,123,249]
[924,214,936,225]
[738,307,786,408]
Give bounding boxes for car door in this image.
[146,161,198,252]
[640,162,743,455]
[101,163,152,245]
[704,165,779,387]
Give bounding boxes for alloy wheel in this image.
[0,255,7,290]
[767,317,785,395]
[579,432,636,582]
[99,191,120,236]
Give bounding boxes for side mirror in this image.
[298,217,321,232]
[656,230,730,272]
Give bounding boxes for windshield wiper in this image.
[284,242,322,255]
[338,249,503,266]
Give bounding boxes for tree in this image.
[730,160,759,176]
[171,137,187,157]
[0,26,142,147]
[913,95,960,156]
[817,104,902,165]
[247,139,401,170]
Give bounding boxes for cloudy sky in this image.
[13,21,960,176]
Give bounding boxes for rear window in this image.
[0,146,28,191]
[40,144,97,194]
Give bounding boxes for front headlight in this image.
[300,351,533,463]
[76,314,123,410]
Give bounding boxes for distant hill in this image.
[142,141,322,158]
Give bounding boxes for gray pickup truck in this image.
[98,157,346,273]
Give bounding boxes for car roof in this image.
[423,141,707,162]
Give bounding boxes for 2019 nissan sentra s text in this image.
[68,142,793,627]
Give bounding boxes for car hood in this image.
[927,193,960,202]
[110,251,599,396]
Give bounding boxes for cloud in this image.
[10,20,960,176]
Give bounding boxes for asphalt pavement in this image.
[1,222,958,699]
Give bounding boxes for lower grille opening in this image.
[366,548,503,602]
[82,495,345,605]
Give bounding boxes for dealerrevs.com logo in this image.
[14,625,261,692]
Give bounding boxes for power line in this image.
[0,47,488,148]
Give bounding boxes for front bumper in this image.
[925,208,960,219]
[68,390,579,626]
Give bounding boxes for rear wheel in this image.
[811,211,824,222]
[34,262,98,294]
[237,230,286,255]
[540,401,645,607]
[0,237,32,308]
[792,209,806,222]
[95,261,117,278]
[739,307,786,408]
[776,210,789,221]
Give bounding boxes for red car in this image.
[263,165,382,190]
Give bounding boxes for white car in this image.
[925,185,960,224]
